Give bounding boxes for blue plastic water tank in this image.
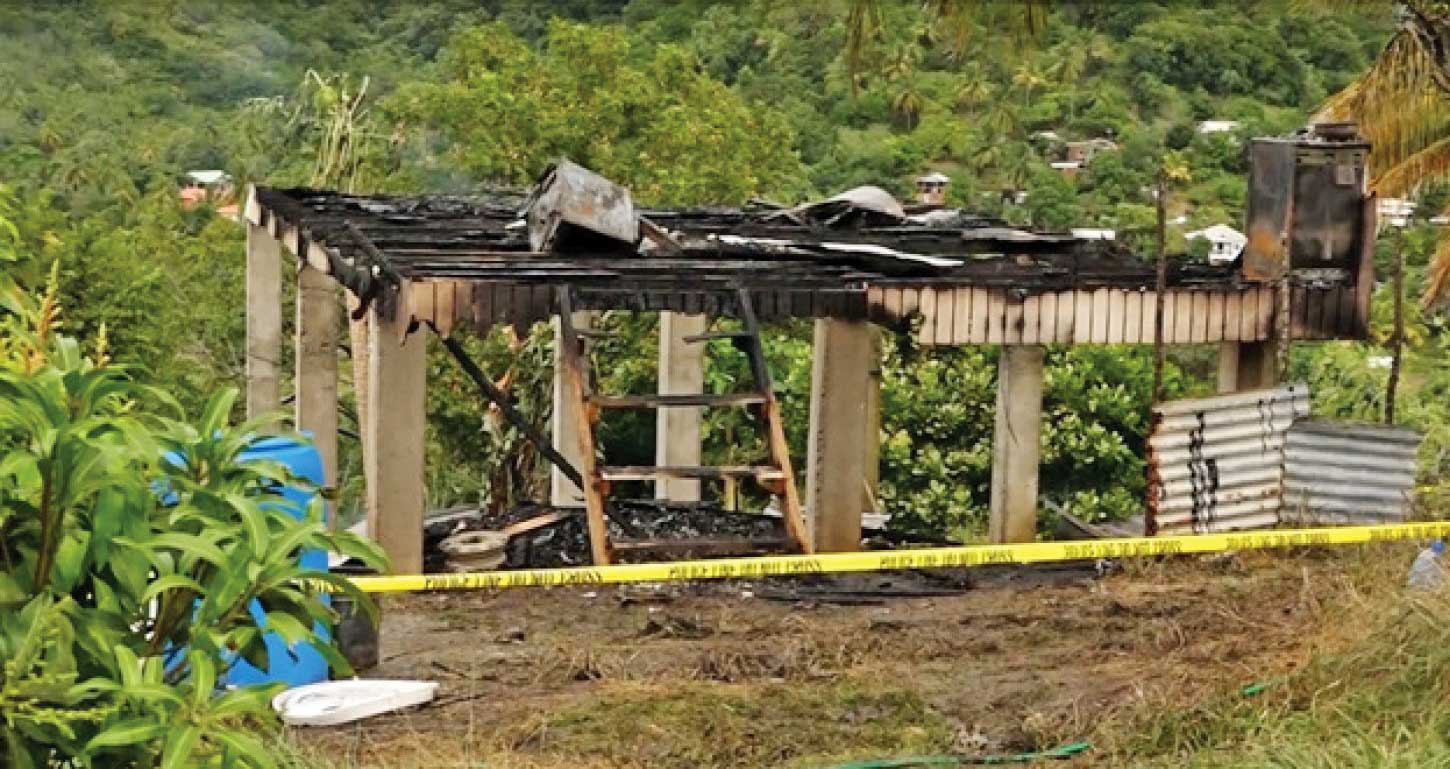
[220,434,332,688]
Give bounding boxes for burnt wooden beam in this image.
[434,328,585,493]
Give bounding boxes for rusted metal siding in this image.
[1147,386,1311,535]
[1281,419,1422,525]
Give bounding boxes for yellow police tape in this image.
[347,521,1450,593]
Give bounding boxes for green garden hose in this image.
[820,740,1092,769]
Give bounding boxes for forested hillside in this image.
[4,1,1441,537]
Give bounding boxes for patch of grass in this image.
[501,679,957,769]
[1109,590,1450,768]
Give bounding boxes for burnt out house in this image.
[243,124,1374,573]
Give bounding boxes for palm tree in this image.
[1011,59,1049,111]
[985,99,1022,140]
[1319,2,1450,304]
[1050,27,1113,122]
[954,62,994,112]
[843,0,1046,88]
[893,79,926,130]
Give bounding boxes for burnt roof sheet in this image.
[253,186,1261,319]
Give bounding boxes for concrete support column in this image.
[245,223,282,421]
[805,318,873,552]
[296,265,340,496]
[1218,341,1278,394]
[1235,340,1277,391]
[655,312,707,501]
[347,295,373,505]
[862,331,883,513]
[988,345,1045,544]
[1215,342,1240,395]
[551,311,597,507]
[365,298,427,574]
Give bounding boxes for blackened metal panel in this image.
[1244,140,1296,282]
[1290,143,1368,271]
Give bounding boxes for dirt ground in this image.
[289,545,1406,769]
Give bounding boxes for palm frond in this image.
[1373,135,1450,197]
[843,0,884,96]
[1320,30,1450,180]
[1423,234,1450,308]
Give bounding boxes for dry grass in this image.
[277,544,1429,769]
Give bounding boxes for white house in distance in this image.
[1071,227,1116,241]
[1378,197,1415,229]
[1198,120,1241,135]
[915,171,950,206]
[1186,223,1247,265]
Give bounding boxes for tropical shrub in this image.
[0,272,386,768]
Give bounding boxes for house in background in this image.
[1378,197,1414,229]
[915,171,950,206]
[1186,223,1247,265]
[1198,120,1241,135]
[1064,138,1119,164]
[1071,227,1115,241]
[1050,160,1082,178]
[180,170,239,219]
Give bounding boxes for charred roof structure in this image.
[244,138,1376,572]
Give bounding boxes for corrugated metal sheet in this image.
[1282,419,1421,525]
[1147,385,1311,535]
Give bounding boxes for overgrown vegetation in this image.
[0,1,1433,532]
[1114,585,1450,767]
[0,263,386,765]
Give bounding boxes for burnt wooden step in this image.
[599,465,785,482]
[589,393,766,409]
[682,330,754,343]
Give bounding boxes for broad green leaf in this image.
[49,530,90,595]
[149,531,230,567]
[5,727,37,769]
[84,719,166,751]
[262,611,312,646]
[140,574,205,605]
[198,389,238,442]
[214,727,278,769]
[159,723,200,769]
[189,651,216,706]
[227,492,272,558]
[211,683,284,718]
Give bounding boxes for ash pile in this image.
[424,501,788,571]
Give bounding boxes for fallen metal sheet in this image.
[525,159,638,252]
[1281,418,1422,525]
[1147,385,1311,534]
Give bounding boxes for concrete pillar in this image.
[805,318,873,552]
[988,345,1045,544]
[862,331,883,513]
[551,311,597,507]
[365,298,427,574]
[1215,342,1239,395]
[1236,340,1277,390]
[347,294,373,506]
[296,265,340,497]
[245,223,282,421]
[655,312,707,501]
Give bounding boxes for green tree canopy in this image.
[387,20,807,205]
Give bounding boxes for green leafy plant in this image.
[0,272,387,768]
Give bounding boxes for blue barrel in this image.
[220,434,332,688]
